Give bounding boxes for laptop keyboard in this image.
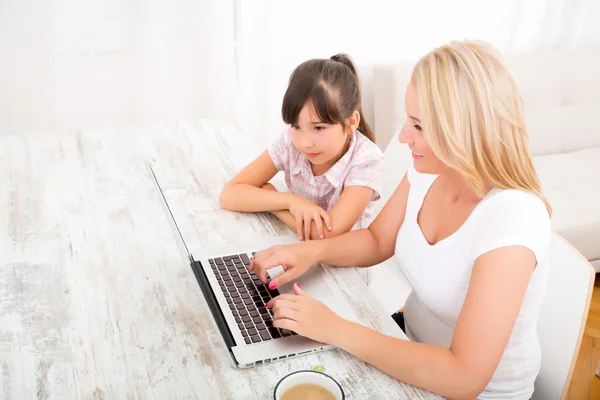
[208,253,297,345]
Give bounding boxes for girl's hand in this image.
[249,242,316,289]
[288,197,332,240]
[267,283,343,344]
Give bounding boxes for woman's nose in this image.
[398,126,412,145]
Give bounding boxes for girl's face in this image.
[398,83,446,174]
[290,100,359,173]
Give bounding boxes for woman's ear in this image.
[346,110,360,133]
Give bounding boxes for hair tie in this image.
[330,54,341,62]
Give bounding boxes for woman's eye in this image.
[413,124,422,132]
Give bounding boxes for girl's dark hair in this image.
[281,53,375,142]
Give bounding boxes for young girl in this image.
[219,53,384,286]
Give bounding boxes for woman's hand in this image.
[267,283,343,344]
[288,197,332,241]
[249,242,317,289]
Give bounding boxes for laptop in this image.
[148,163,360,368]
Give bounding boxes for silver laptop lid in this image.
[147,162,194,264]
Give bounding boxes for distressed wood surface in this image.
[0,120,440,399]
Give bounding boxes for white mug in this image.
[273,370,345,400]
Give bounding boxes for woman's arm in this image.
[266,185,375,240]
[219,151,295,212]
[250,175,410,288]
[325,246,537,399]
[313,174,410,267]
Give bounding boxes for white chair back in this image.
[532,234,595,399]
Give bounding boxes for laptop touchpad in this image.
[267,265,334,299]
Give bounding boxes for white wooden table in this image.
[0,120,440,399]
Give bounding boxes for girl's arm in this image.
[219,151,295,212]
[326,246,536,399]
[265,184,374,240]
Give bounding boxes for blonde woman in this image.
[249,40,552,400]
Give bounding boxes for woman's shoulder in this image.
[474,189,552,237]
[470,189,552,262]
[482,189,549,219]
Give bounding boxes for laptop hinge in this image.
[189,260,236,349]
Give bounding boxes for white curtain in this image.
[0,0,236,136]
[234,0,600,148]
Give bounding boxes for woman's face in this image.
[398,83,446,174]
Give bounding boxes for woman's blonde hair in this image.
[411,40,552,215]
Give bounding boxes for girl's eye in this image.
[413,124,422,132]
[314,126,325,131]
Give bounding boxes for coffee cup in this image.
[273,370,344,400]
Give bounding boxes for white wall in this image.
[1,0,599,144]
[0,0,237,136]
[234,0,600,149]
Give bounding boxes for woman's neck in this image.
[440,168,489,202]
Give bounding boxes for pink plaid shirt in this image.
[268,129,384,284]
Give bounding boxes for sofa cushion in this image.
[534,147,600,261]
[503,52,600,157]
[525,103,600,156]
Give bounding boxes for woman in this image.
[249,40,552,400]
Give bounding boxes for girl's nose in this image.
[303,140,315,149]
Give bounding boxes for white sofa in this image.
[371,50,600,275]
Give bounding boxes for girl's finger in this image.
[295,215,304,241]
[313,213,324,239]
[320,209,333,231]
[304,215,311,241]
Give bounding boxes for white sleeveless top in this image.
[395,162,551,399]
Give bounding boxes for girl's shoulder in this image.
[268,128,303,172]
[349,131,384,165]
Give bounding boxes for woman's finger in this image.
[272,318,300,334]
[267,294,299,308]
[252,251,284,284]
[273,307,300,322]
[265,261,305,289]
[270,299,300,313]
[249,247,273,268]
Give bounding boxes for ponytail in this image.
[330,54,376,142]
